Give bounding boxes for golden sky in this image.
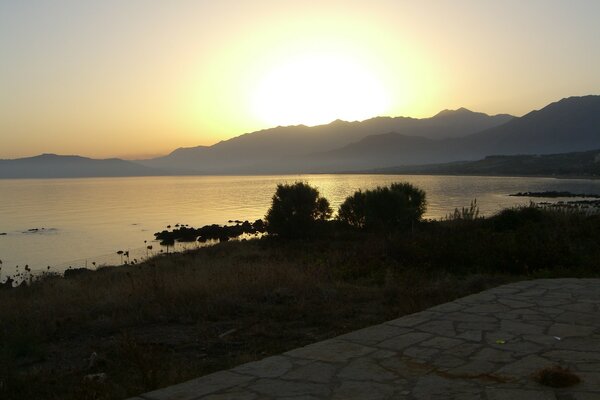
[1,0,599,159]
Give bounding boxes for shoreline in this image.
[0,171,599,180]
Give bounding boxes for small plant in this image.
[447,199,480,221]
[532,365,581,388]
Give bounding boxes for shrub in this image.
[337,190,367,228]
[338,182,426,231]
[265,182,332,238]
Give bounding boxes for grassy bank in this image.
[1,206,599,399]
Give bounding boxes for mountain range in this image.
[0,154,156,179]
[369,149,600,178]
[1,95,599,178]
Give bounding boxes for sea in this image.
[1,174,600,281]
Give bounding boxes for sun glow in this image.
[251,53,391,127]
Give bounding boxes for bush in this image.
[265,182,332,238]
[338,182,426,231]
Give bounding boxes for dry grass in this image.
[0,237,511,400]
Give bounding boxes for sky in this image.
[1,0,599,159]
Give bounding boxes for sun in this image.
[251,53,391,127]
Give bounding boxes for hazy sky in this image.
[1,0,599,159]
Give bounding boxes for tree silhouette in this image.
[265,182,332,238]
[338,182,426,231]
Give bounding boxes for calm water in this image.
[1,174,600,280]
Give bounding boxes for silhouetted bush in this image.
[265,182,332,238]
[338,182,426,231]
[491,204,544,231]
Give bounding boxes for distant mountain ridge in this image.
[139,108,514,173]
[0,154,157,178]
[304,95,600,172]
[3,95,600,178]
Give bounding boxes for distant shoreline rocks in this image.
[510,191,600,198]
[22,227,58,234]
[154,219,266,245]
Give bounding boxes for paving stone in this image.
[231,355,293,378]
[570,371,600,392]
[412,375,480,399]
[457,321,499,332]
[490,340,544,355]
[548,323,596,338]
[281,361,338,383]
[441,312,497,323]
[444,342,483,358]
[553,337,600,352]
[386,311,441,328]
[496,354,553,377]
[455,330,483,342]
[140,371,253,400]
[535,299,572,307]
[374,355,432,379]
[415,319,456,336]
[501,320,546,335]
[464,303,511,314]
[575,362,600,372]
[542,350,600,363]
[377,332,433,351]
[428,301,465,313]
[337,357,397,382]
[132,279,600,400]
[522,334,564,346]
[486,388,557,400]
[331,381,395,400]
[247,378,330,397]
[472,347,515,363]
[402,346,439,361]
[338,323,410,345]
[484,331,519,345]
[202,391,258,400]
[457,293,499,304]
[429,353,467,369]
[370,349,397,360]
[285,339,376,363]
[497,298,536,308]
[446,359,500,375]
[278,396,321,400]
[420,336,464,349]
[569,393,600,400]
[557,311,600,326]
[559,303,597,313]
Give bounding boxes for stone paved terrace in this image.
[129,279,600,400]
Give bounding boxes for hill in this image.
[0,154,159,178]
[467,95,600,155]
[370,149,600,178]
